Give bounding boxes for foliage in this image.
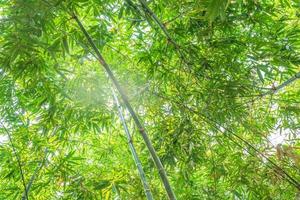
[0,0,299,199]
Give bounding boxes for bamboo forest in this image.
[0,0,300,199]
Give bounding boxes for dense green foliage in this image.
[0,0,300,199]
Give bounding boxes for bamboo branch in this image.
[21,163,42,200]
[227,71,300,111]
[261,72,300,97]
[21,149,48,200]
[191,103,300,190]
[199,114,300,190]
[155,93,300,190]
[71,13,177,200]
[0,122,28,200]
[163,9,189,25]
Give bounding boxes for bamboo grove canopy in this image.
[0,0,300,199]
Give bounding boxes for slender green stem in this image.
[135,0,188,65]
[21,149,48,200]
[234,71,300,110]
[261,72,300,97]
[137,0,176,45]
[155,93,300,190]
[111,87,154,200]
[71,13,176,200]
[0,122,28,200]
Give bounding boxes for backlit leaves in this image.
[0,0,299,199]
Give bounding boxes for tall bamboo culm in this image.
[72,13,177,200]
[111,88,154,200]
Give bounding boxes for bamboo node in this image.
[271,84,277,91]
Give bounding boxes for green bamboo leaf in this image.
[62,36,69,54]
[94,180,111,190]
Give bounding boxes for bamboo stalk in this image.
[71,13,177,200]
[135,0,188,64]
[111,87,154,200]
[137,0,176,45]
[0,122,28,200]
